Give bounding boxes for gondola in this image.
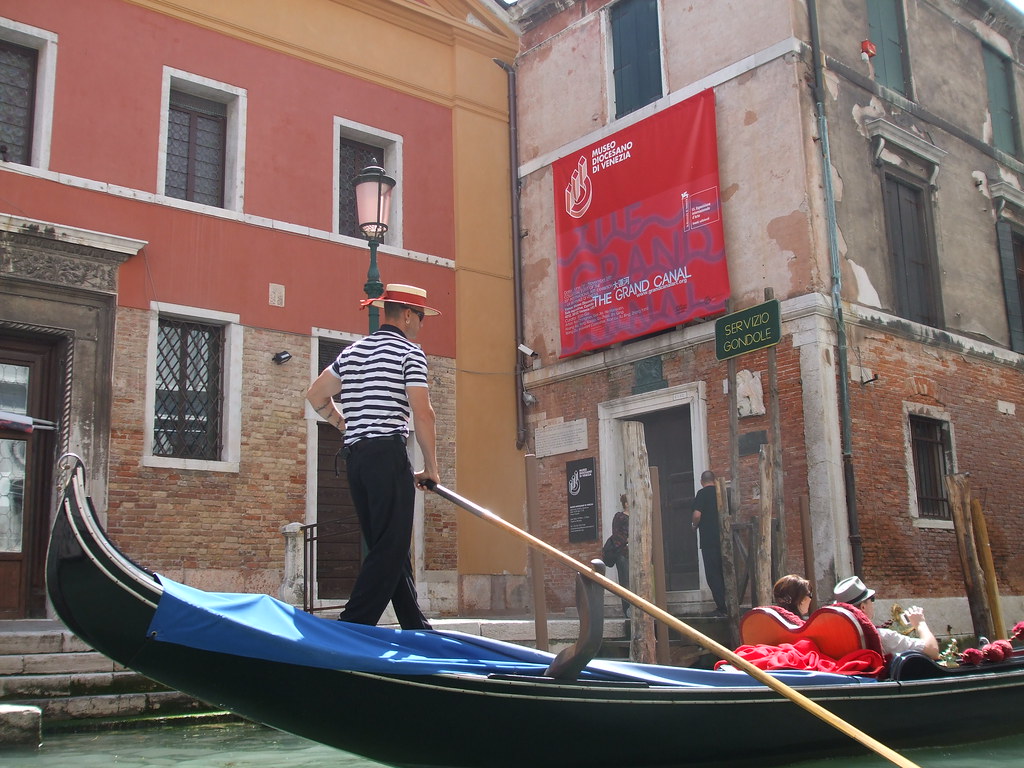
[46,456,1024,768]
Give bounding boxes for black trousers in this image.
[339,438,430,630]
[702,543,727,612]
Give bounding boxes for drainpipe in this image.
[807,0,863,576]
[494,58,529,449]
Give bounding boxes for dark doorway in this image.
[313,340,361,601]
[636,406,698,592]
[0,337,60,618]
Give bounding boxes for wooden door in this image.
[0,339,58,618]
[313,341,361,602]
[637,406,698,592]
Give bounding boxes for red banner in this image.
[553,90,730,357]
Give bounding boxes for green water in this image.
[2,722,1023,767]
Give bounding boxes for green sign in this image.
[715,299,781,360]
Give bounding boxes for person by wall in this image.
[305,283,440,631]
[692,470,726,616]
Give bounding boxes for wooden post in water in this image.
[525,454,548,651]
[623,421,656,663]
[765,288,785,582]
[945,474,994,641]
[755,443,774,607]
[972,499,1006,639]
[649,467,671,665]
[717,478,740,649]
[799,495,816,610]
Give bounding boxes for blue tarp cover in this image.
[147,576,869,688]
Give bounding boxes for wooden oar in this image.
[425,481,922,768]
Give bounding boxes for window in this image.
[883,174,941,327]
[867,0,909,96]
[995,220,1024,352]
[338,136,385,239]
[983,45,1019,157]
[610,0,663,119]
[153,317,223,460]
[333,117,403,244]
[0,17,57,169]
[0,39,36,165]
[144,303,242,472]
[909,415,950,521]
[166,91,226,207]
[159,68,246,211]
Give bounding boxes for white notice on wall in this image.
[534,419,588,458]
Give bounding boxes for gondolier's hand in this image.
[415,471,439,491]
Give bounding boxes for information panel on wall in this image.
[552,89,731,357]
[566,457,598,543]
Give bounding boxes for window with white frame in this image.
[159,68,246,211]
[904,405,954,525]
[866,119,946,329]
[334,117,402,244]
[0,17,57,169]
[609,0,663,119]
[144,303,242,472]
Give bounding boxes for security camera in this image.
[517,343,538,358]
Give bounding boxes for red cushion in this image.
[740,604,883,660]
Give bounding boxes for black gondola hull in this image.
[46,459,1024,768]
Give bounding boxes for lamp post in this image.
[354,163,396,333]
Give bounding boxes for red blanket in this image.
[716,638,885,676]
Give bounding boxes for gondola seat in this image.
[740,604,884,661]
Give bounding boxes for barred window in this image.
[909,415,950,520]
[154,318,223,460]
[338,137,385,238]
[166,90,226,207]
[0,39,37,165]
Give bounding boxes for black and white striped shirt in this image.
[329,325,428,446]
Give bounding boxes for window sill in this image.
[142,455,240,474]
[910,517,954,531]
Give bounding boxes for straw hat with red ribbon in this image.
[359,284,441,316]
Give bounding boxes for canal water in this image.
[2,722,1023,767]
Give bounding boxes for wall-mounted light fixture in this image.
[272,351,292,365]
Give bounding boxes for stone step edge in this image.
[16,689,216,721]
[45,708,244,734]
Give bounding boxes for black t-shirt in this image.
[692,485,720,549]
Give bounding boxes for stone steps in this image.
[0,621,218,729]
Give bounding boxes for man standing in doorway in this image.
[306,283,440,630]
[691,469,727,616]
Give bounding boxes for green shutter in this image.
[611,0,662,119]
[867,0,908,95]
[996,221,1024,352]
[983,46,1019,157]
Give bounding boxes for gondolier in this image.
[306,283,440,630]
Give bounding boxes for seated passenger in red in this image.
[833,576,940,660]
[772,574,812,619]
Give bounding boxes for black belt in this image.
[347,434,406,453]
[335,434,406,474]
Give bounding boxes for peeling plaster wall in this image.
[818,0,1024,347]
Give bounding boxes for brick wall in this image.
[526,324,1022,612]
[847,326,1024,598]
[107,307,309,594]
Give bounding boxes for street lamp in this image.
[354,163,396,332]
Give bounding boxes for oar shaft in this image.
[428,482,921,768]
